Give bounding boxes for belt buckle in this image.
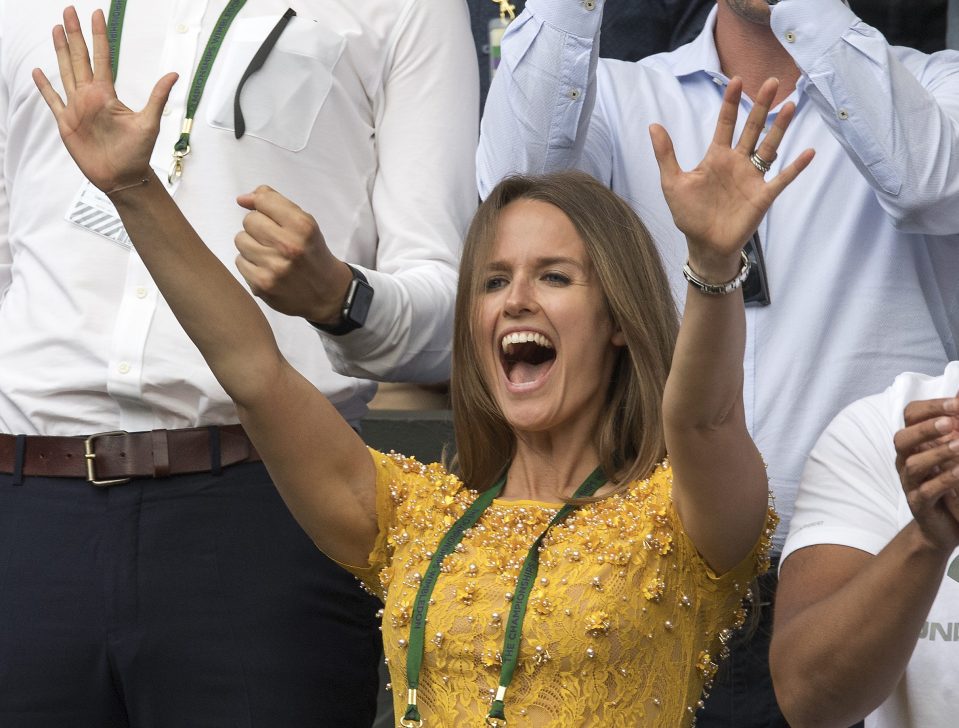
[84,431,132,487]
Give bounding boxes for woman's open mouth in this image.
[500,331,556,386]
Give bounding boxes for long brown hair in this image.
[451,171,679,492]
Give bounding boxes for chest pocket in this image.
[205,14,345,151]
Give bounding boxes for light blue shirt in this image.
[478,0,959,550]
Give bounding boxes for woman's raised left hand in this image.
[650,77,814,281]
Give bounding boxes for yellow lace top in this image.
[343,450,777,727]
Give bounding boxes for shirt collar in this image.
[662,5,724,80]
[661,5,810,103]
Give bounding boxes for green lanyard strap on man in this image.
[106,0,247,183]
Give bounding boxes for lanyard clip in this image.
[169,119,195,184]
[400,689,423,727]
[168,147,190,185]
[486,685,508,726]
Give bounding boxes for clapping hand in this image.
[32,6,177,193]
[895,397,959,553]
[650,77,814,282]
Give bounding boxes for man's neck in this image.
[713,4,800,105]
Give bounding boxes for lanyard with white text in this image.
[106,0,248,183]
[401,466,607,727]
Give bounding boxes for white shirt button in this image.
[785,31,797,43]
[838,109,850,120]
[175,23,189,34]
[118,362,131,375]
[568,88,581,100]
[135,286,148,299]
[583,0,596,10]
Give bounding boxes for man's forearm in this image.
[772,526,950,727]
[771,0,959,232]
[478,0,606,197]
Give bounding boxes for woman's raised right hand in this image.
[32,6,177,193]
[650,77,814,282]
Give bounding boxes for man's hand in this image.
[894,395,959,553]
[234,186,354,325]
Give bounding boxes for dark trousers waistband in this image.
[0,425,260,485]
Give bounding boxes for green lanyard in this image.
[401,466,607,728]
[106,0,248,182]
[106,0,127,81]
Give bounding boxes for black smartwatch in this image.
[312,264,374,335]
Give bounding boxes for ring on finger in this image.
[749,150,774,175]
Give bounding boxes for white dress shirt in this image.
[0,0,478,432]
[478,0,959,550]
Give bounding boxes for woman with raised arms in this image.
[34,7,812,726]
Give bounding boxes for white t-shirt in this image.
[783,361,959,728]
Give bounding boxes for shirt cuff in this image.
[770,0,859,71]
[317,265,394,368]
[525,0,605,39]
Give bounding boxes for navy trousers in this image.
[696,569,788,727]
[0,463,381,727]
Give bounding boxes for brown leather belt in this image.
[0,425,261,485]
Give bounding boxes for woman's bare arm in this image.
[33,7,378,565]
[653,78,814,573]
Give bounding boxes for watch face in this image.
[345,278,374,328]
